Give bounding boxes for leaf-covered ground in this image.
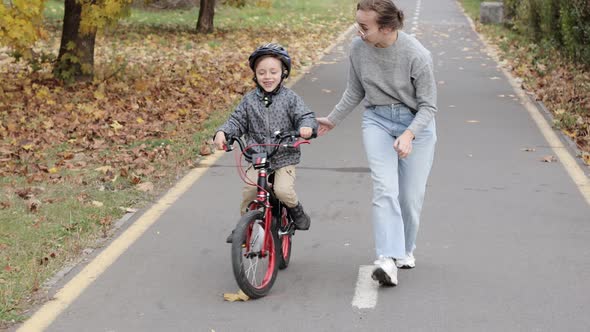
[0,1,352,324]
[0,25,345,181]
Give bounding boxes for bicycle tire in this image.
[277,207,292,270]
[231,210,279,299]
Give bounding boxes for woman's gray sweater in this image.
[327,31,437,135]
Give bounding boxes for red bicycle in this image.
[224,131,311,298]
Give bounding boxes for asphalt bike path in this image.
[17,0,590,331]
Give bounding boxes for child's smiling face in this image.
[255,56,283,92]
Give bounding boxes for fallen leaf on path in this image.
[16,188,35,200]
[27,199,41,212]
[199,143,212,156]
[223,290,250,302]
[77,193,89,202]
[100,216,112,226]
[130,174,142,184]
[136,182,154,192]
[95,166,114,174]
[540,155,557,162]
[33,216,45,228]
[110,120,123,130]
[121,207,138,213]
[521,147,536,152]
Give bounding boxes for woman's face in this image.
[355,9,390,46]
[255,57,283,92]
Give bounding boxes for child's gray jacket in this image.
[217,86,317,170]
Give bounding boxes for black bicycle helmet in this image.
[248,43,292,79]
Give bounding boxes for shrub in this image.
[559,0,590,66]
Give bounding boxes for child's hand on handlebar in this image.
[299,127,313,139]
[213,131,227,150]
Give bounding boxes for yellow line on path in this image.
[17,155,223,332]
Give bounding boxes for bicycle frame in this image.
[247,160,273,258]
[227,131,310,258]
[226,130,314,297]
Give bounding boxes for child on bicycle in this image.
[213,43,318,242]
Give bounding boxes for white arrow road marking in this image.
[352,265,379,309]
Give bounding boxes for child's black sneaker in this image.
[287,203,311,230]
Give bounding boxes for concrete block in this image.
[480,2,504,24]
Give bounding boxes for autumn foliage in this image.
[0,0,47,58]
[0,7,348,182]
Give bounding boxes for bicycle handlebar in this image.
[225,130,315,160]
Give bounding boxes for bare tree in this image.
[196,0,215,33]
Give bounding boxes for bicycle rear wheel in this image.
[231,210,278,299]
[277,207,292,270]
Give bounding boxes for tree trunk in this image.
[196,0,215,33]
[54,0,97,82]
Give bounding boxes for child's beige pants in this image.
[240,165,298,215]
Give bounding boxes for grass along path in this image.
[0,0,353,326]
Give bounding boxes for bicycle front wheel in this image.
[231,210,278,299]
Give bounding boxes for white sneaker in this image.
[371,256,398,286]
[395,253,416,269]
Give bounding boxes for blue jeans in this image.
[362,104,437,259]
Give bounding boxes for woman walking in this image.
[318,0,437,286]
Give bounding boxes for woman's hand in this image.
[393,130,415,159]
[317,117,335,136]
[299,127,313,139]
[213,131,227,150]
